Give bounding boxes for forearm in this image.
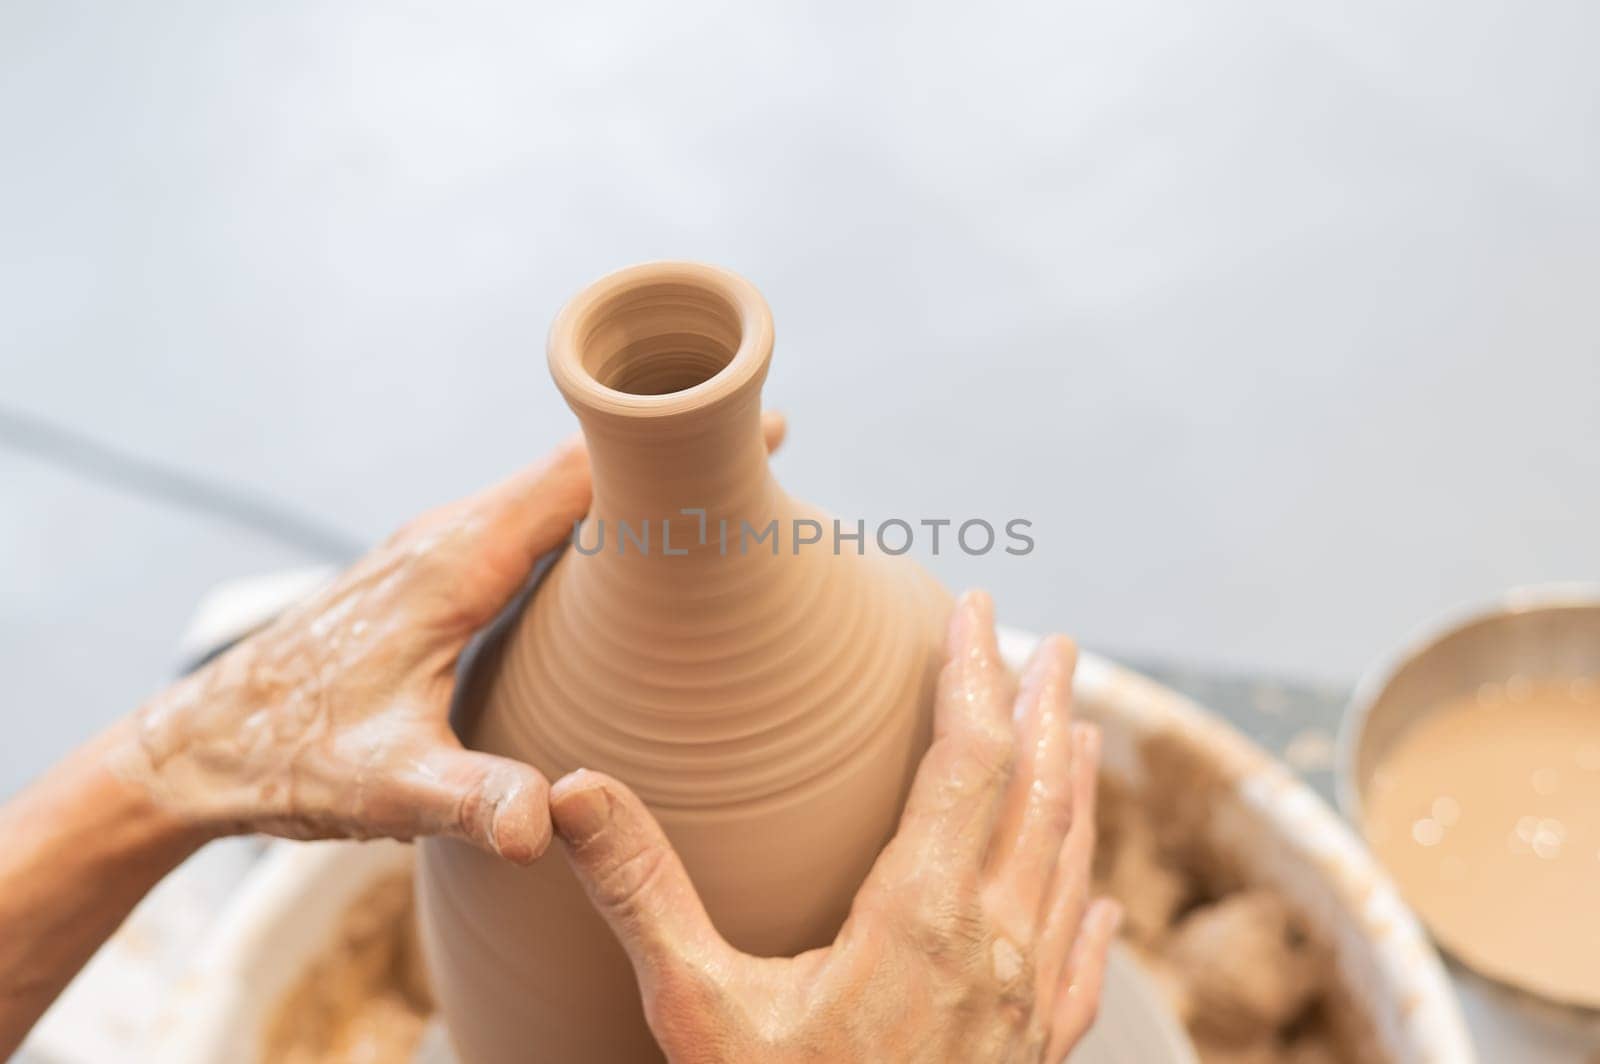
[0,717,208,1056]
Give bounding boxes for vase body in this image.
[416,262,949,1063]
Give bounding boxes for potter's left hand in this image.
[109,411,789,863]
[551,591,1120,1063]
[108,440,596,862]
[0,416,789,1058]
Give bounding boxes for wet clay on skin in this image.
[1363,677,1600,1007]
[416,263,950,1063]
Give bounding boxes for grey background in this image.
[3,0,1598,798]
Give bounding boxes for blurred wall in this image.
[3,0,1598,794]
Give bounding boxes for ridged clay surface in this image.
[417,262,950,1063]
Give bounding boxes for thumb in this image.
[550,769,723,981]
[411,746,552,864]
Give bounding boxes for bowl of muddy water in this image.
[1339,585,1600,1028]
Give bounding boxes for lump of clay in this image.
[1191,1037,1283,1064]
[1168,890,1318,1046]
[1131,945,1195,1027]
[263,875,432,1064]
[1101,812,1190,945]
[1283,1035,1343,1064]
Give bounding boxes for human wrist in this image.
[0,712,214,1056]
[101,705,226,857]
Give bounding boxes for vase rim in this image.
[548,260,774,424]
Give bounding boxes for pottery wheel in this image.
[406,943,1195,1064]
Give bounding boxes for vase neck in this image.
[547,262,782,557]
[579,393,779,551]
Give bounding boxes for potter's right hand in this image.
[550,591,1121,1063]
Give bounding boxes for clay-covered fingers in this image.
[550,769,726,991]
[461,433,594,580]
[1046,898,1121,1063]
[982,636,1078,935]
[936,590,1014,741]
[1033,723,1102,1018]
[885,592,1017,876]
[401,745,552,864]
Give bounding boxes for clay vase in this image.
[416,262,950,1063]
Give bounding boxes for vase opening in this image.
[579,278,744,396]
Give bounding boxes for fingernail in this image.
[552,771,611,844]
[1022,635,1064,692]
[947,593,976,652]
[489,785,550,864]
[970,589,994,624]
[487,792,511,858]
